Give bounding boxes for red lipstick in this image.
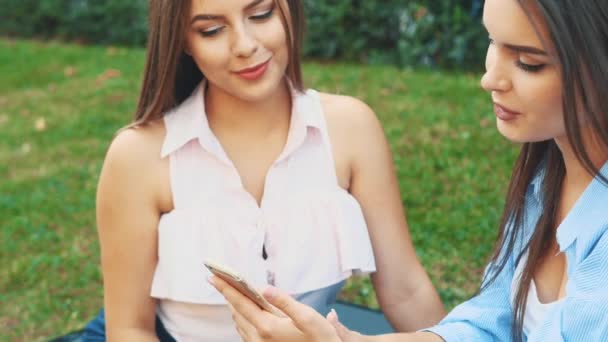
[235,59,270,81]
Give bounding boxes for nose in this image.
[231,24,259,58]
[480,45,512,93]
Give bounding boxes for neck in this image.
[554,134,607,190]
[205,80,292,138]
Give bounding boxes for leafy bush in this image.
[303,0,487,69]
[394,1,487,68]
[0,0,486,69]
[303,0,403,64]
[1,0,147,45]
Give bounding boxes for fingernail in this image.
[207,276,215,286]
[326,308,336,321]
[264,286,278,300]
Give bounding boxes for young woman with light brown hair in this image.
[82,0,444,340]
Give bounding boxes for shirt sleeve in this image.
[424,255,515,341]
[425,185,541,341]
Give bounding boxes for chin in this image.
[496,122,527,144]
[497,125,550,144]
[234,84,278,102]
[234,75,286,101]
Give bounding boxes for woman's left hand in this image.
[209,275,343,342]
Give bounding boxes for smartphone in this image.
[204,260,284,317]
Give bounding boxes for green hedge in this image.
[1,0,486,69]
[0,0,148,45]
[303,1,486,69]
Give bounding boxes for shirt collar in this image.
[160,80,322,159]
[555,161,608,252]
[160,82,207,158]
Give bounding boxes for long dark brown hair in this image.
[479,1,608,341]
[131,0,305,127]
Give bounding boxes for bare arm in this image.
[97,127,167,341]
[323,95,445,331]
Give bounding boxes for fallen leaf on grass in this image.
[479,118,491,128]
[0,317,19,329]
[21,142,32,154]
[96,69,122,87]
[64,66,77,77]
[380,88,392,96]
[35,117,47,131]
[106,92,125,104]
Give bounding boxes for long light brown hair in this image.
[131,0,305,127]
[479,1,608,341]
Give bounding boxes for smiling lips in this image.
[235,59,270,81]
[494,103,521,121]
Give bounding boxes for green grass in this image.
[0,38,519,341]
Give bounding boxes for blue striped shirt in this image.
[427,162,608,341]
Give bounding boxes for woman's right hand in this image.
[211,275,372,342]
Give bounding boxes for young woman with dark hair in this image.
[212,0,608,340]
[82,0,444,340]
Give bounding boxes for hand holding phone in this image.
[204,260,284,317]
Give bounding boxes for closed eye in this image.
[250,5,274,21]
[199,26,225,37]
[515,60,546,73]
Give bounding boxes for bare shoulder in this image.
[99,119,169,207]
[316,92,387,188]
[104,120,166,172]
[317,92,379,131]
[317,92,386,152]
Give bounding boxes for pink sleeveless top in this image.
[149,82,376,340]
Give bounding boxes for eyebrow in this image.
[190,0,265,23]
[482,21,548,56]
[481,21,548,56]
[503,44,547,55]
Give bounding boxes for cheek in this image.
[520,74,564,132]
[532,79,562,118]
[259,18,288,54]
[187,35,228,73]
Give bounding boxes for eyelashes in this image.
[198,5,275,38]
[515,60,546,73]
[200,27,224,37]
[250,5,275,21]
